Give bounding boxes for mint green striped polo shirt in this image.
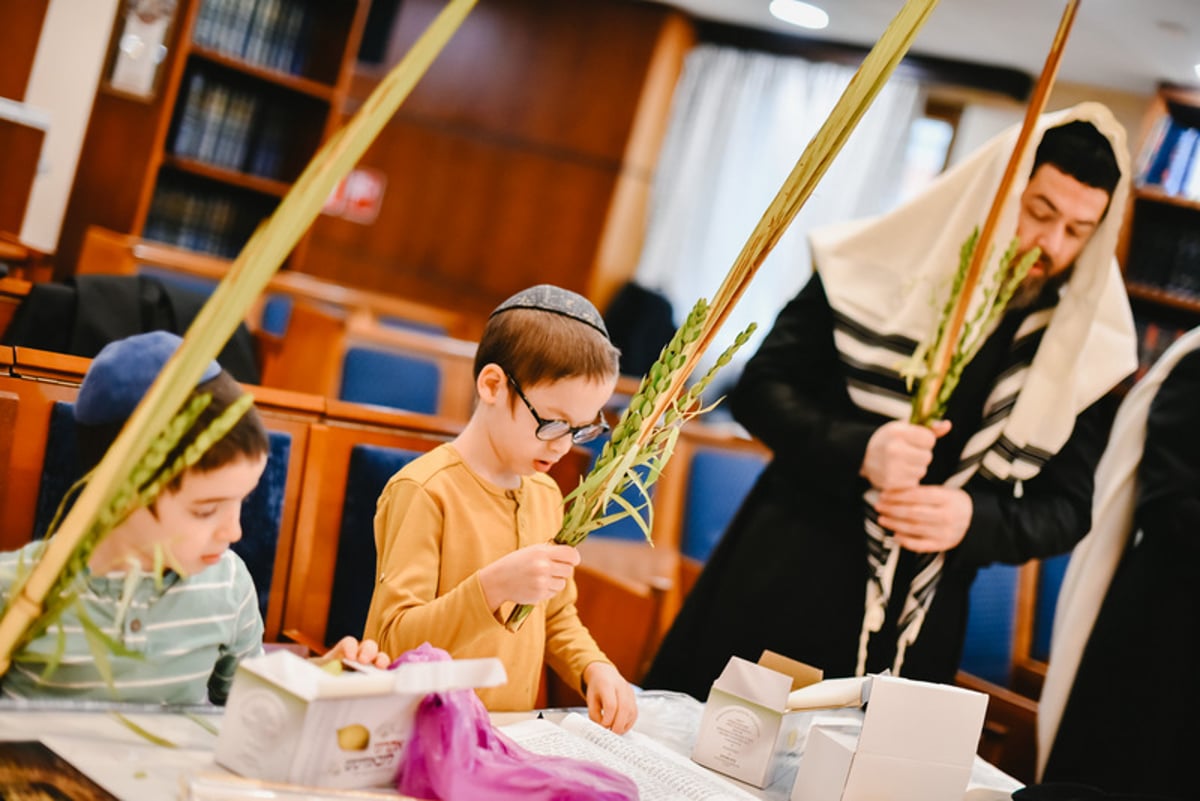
[0,543,264,704]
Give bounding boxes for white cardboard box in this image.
[790,676,988,801]
[214,650,506,790]
[691,651,824,788]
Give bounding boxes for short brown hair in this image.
[77,371,269,494]
[474,308,621,393]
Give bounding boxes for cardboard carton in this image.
[690,651,825,788]
[215,650,506,789]
[790,675,988,801]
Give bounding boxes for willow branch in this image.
[630,0,942,455]
[914,0,1079,422]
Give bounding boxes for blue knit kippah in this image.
[489,284,609,338]
[75,331,222,426]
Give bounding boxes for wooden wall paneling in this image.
[0,0,51,101]
[302,123,620,312]
[300,0,691,333]
[379,0,673,159]
[589,12,696,311]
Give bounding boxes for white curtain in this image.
[634,45,922,371]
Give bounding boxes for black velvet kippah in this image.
[75,331,222,425]
[489,284,609,339]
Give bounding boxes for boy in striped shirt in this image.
[0,331,388,704]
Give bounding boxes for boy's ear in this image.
[476,363,507,404]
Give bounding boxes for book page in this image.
[503,714,762,801]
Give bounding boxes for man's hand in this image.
[582,661,638,734]
[873,485,972,552]
[860,420,951,490]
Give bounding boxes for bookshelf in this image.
[56,0,369,275]
[1118,84,1200,381]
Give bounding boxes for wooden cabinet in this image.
[56,0,368,276]
[1118,84,1200,381]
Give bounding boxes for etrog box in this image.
[691,651,824,788]
[215,650,506,789]
[790,676,988,801]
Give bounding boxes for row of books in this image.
[143,184,262,259]
[193,0,312,77]
[1135,115,1200,202]
[171,72,291,180]
[172,73,259,174]
[1125,215,1200,297]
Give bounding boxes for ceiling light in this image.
[769,0,829,30]
[1195,63,1200,80]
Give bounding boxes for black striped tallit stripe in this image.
[978,393,1018,429]
[844,367,912,400]
[832,310,920,354]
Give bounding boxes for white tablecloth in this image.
[0,690,1022,800]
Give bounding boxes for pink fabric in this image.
[392,644,637,801]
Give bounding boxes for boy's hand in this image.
[583,661,637,734]
[323,636,392,669]
[479,543,581,611]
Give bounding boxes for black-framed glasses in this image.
[506,374,610,444]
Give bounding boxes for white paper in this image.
[785,677,869,711]
[504,713,762,801]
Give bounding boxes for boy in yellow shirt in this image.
[364,285,637,733]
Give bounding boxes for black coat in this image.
[1043,347,1200,799]
[2,274,260,384]
[643,274,1115,698]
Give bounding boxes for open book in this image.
[503,713,763,801]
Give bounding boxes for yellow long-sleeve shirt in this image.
[363,443,611,710]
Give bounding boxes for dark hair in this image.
[1033,120,1121,198]
[77,371,269,493]
[474,308,621,397]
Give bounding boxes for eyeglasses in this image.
[506,374,610,444]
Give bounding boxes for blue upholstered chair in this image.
[32,401,292,621]
[323,443,423,644]
[338,347,442,416]
[1030,552,1070,663]
[961,562,1021,686]
[679,448,767,563]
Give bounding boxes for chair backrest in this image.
[960,562,1021,686]
[679,447,767,563]
[545,563,663,707]
[338,346,441,416]
[32,400,293,622]
[282,413,459,648]
[1030,552,1070,663]
[340,314,476,420]
[324,443,424,644]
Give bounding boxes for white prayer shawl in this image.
[1037,326,1200,780]
[810,102,1138,675]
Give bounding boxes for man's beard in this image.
[1008,254,1071,311]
